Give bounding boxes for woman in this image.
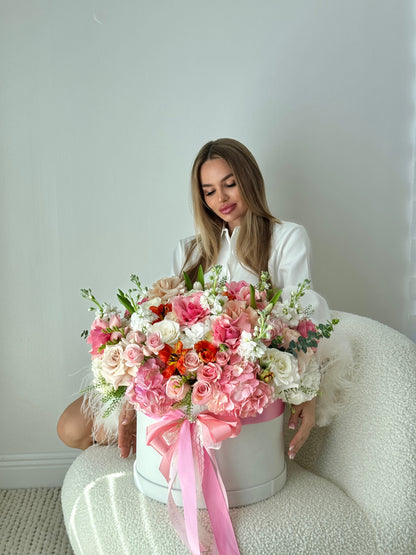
[58,138,330,460]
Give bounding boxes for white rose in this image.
[261,348,300,391]
[151,319,180,346]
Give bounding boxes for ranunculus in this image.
[172,292,210,327]
[123,343,144,367]
[297,319,317,339]
[192,381,213,405]
[166,376,191,401]
[151,320,180,346]
[194,340,217,363]
[148,276,186,302]
[197,362,222,382]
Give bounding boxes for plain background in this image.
[1,0,415,487]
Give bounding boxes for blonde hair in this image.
[183,138,280,283]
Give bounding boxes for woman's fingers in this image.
[118,403,137,458]
[288,398,316,459]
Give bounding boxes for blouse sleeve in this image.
[269,223,331,324]
[171,236,196,277]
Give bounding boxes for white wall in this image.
[1,0,414,487]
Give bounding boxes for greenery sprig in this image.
[282,319,339,358]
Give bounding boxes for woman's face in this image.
[200,158,248,233]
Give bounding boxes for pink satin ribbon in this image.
[146,401,284,555]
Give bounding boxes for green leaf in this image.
[250,284,257,309]
[117,291,135,314]
[183,271,193,291]
[269,289,282,306]
[197,265,205,288]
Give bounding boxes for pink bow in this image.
[146,410,242,554]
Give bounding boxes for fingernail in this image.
[122,419,128,425]
[289,445,295,451]
[289,423,296,430]
[289,451,296,460]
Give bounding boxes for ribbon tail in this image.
[202,448,240,555]
[177,421,201,555]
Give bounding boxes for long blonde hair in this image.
[183,138,280,283]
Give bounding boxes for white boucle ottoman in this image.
[62,312,416,554]
[62,445,376,555]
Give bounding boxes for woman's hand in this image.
[118,402,137,458]
[287,397,316,459]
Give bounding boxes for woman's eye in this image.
[205,190,215,197]
[226,182,236,188]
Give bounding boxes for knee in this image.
[57,399,93,450]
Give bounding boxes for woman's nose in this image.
[219,187,229,202]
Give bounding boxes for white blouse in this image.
[172,221,331,324]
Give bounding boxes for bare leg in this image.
[57,396,94,450]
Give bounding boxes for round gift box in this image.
[134,408,287,508]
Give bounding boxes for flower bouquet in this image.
[81,266,338,554]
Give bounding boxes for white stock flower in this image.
[238,330,267,362]
[130,303,159,333]
[261,348,300,391]
[272,301,303,327]
[180,320,210,348]
[97,303,119,320]
[151,319,180,346]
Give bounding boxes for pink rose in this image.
[145,331,164,354]
[183,350,202,372]
[123,344,144,367]
[211,313,251,350]
[191,381,213,405]
[216,350,230,366]
[166,376,191,401]
[197,362,222,382]
[126,330,146,344]
[171,292,210,327]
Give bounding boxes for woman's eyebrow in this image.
[201,173,234,187]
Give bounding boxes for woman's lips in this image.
[219,203,236,215]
